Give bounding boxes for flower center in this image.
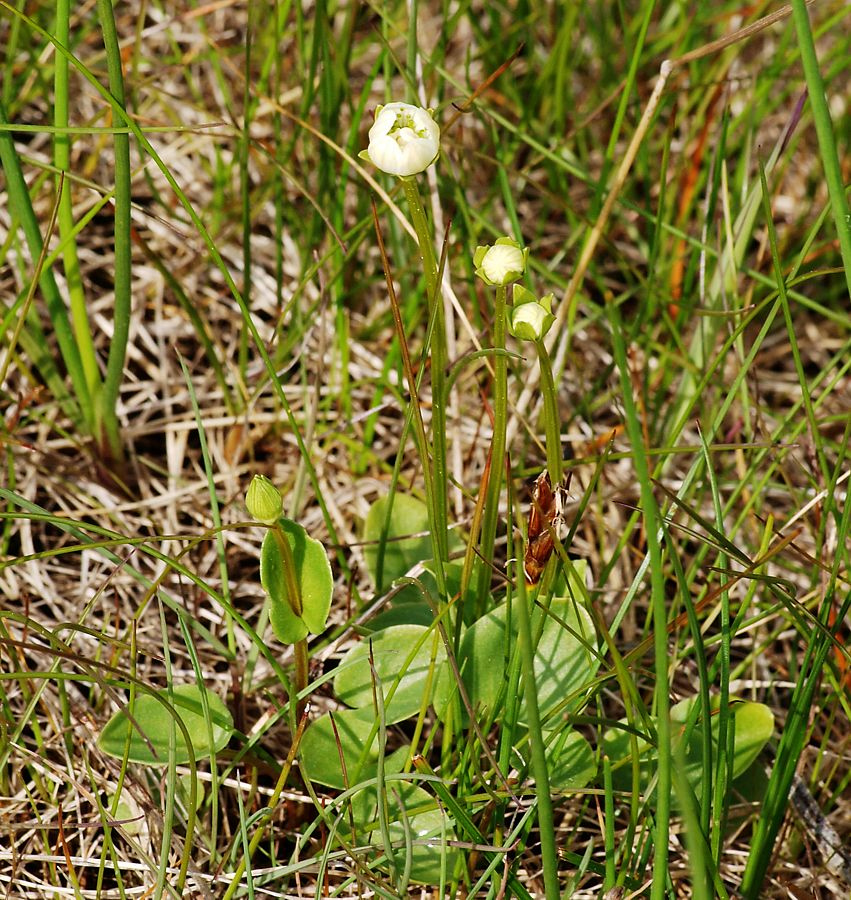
[389,112,426,139]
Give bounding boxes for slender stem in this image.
[535,340,562,484]
[607,304,670,899]
[476,283,508,614]
[790,0,851,299]
[293,640,309,718]
[272,524,308,716]
[515,575,559,898]
[400,176,449,566]
[0,100,87,424]
[221,711,309,900]
[96,0,131,467]
[55,0,98,410]
[272,524,302,616]
[372,205,448,604]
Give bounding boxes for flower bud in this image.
[509,284,556,341]
[474,237,528,286]
[246,475,283,526]
[360,102,440,178]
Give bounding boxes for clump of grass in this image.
[1,1,851,897]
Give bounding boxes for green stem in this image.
[535,340,562,483]
[400,176,449,566]
[293,640,309,716]
[373,204,448,604]
[476,283,508,614]
[55,0,98,408]
[515,576,559,898]
[608,304,670,899]
[95,0,131,467]
[272,524,308,716]
[271,525,302,617]
[0,100,88,424]
[221,714,308,900]
[790,0,851,299]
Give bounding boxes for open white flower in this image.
[509,285,556,342]
[474,237,528,286]
[362,102,440,177]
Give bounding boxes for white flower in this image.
[509,285,556,341]
[362,102,440,177]
[474,237,528,286]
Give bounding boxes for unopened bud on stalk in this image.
[509,285,556,341]
[474,237,528,286]
[246,475,283,526]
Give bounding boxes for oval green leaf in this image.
[364,494,462,591]
[603,697,775,798]
[354,782,460,885]
[671,696,775,783]
[299,708,408,789]
[98,684,233,766]
[547,730,597,790]
[261,518,333,644]
[433,567,597,727]
[334,624,446,723]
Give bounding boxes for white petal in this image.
[366,103,439,177]
[481,244,525,284]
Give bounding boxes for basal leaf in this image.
[299,708,408,789]
[334,624,446,723]
[98,684,233,766]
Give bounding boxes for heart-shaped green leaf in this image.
[299,707,408,789]
[351,782,460,885]
[433,564,597,727]
[334,624,446,723]
[364,493,432,591]
[671,696,775,783]
[547,729,597,790]
[364,494,462,591]
[98,684,233,766]
[602,697,775,798]
[261,519,332,644]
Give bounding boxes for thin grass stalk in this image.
[400,176,449,567]
[607,302,670,898]
[535,339,562,483]
[700,429,733,863]
[0,175,63,397]
[370,663,400,888]
[514,575,559,898]
[475,282,508,614]
[0,100,88,422]
[512,332,563,898]
[372,202,447,602]
[603,755,616,891]
[221,711,308,900]
[95,0,131,466]
[740,155,850,896]
[55,0,98,402]
[790,0,851,299]
[238,2,253,378]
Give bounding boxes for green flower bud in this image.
[509,284,556,341]
[473,237,528,286]
[246,475,283,525]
